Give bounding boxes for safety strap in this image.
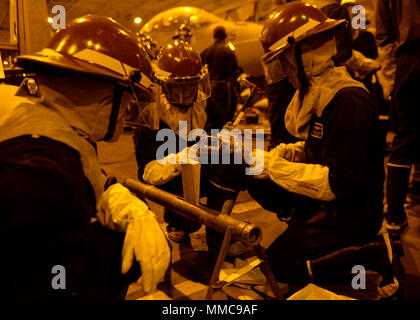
[104,84,124,141]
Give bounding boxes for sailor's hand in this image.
[121,209,170,294]
[97,183,170,294]
[143,159,181,186]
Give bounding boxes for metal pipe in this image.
[123,178,262,247]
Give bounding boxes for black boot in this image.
[358,233,405,299]
[308,234,405,299]
[386,165,411,232]
[382,232,405,299]
[307,246,364,284]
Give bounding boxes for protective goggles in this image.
[155,65,211,106]
[261,47,298,85]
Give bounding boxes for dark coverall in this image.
[247,87,385,283]
[376,0,420,226]
[200,40,240,129]
[0,136,139,299]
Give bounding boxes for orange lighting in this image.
[134,17,142,24]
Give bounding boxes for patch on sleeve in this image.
[311,121,323,139]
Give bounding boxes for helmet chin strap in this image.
[103,84,124,141]
[294,44,310,100]
[104,63,140,141]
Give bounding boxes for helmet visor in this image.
[158,65,210,105]
[134,85,162,131]
[261,51,287,85]
[162,82,198,105]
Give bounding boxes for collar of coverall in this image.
[284,38,367,139]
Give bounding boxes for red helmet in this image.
[16,15,154,102]
[155,41,210,106]
[173,24,193,42]
[260,2,345,84]
[260,2,345,53]
[138,34,160,60]
[178,24,192,36]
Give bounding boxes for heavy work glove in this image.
[143,146,199,186]
[97,183,170,294]
[216,123,265,177]
[344,50,381,80]
[272,141,307,163]
[252,141,307,179]
[218,122,243,150]
[377,43,397,101]
[267,156,336,201]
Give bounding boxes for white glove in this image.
[377,43,397,100]
[97,183,170,294]
[143,147,199,186]
[217,127,243,154]
[267,156,336,201]
[272,141,307,162]
[143,158,181,186]
[249,149,271,180]
[252,141,307,179]
[344,50,381,80]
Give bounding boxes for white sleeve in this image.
[267,156,336,201]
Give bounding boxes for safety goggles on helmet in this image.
[154,64,210,106]
[261,46,299,85]
[261,51,287,85]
